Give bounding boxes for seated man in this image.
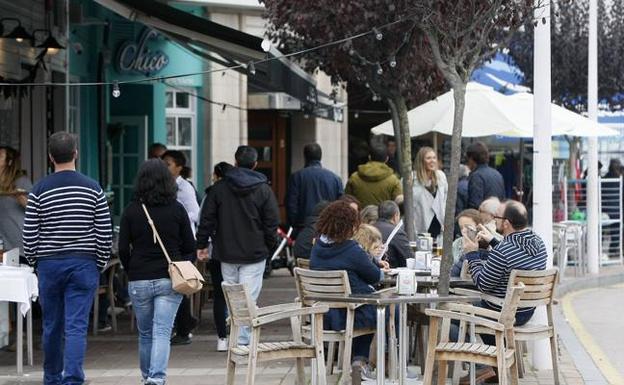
[373,200,411,268]
[478,197,504,242]
[459,200,547,383]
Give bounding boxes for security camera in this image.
[72,42,83,55]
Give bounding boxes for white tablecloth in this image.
[0,266,38,316]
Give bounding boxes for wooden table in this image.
[305,292,480,385]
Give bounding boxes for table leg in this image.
[399,303,407,385]
[470,322,476,385]
[27,308,33,366]
[376,306,386,385]
[388,305,397,382]
[17,312,22,376]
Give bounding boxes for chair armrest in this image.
[425,308,504,332]
[253,304,329,327]
[375,287,396,295]
[102,258,121,272]
[441,302,501,321]
[256,302,302,316]
[451,288,504,306]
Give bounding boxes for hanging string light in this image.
[247,61,256,75]
[112,81,120,98]
[376,63,383,75]
[373,27,383,40]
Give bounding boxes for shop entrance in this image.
[109,115,148,222]
[247,111,288,221]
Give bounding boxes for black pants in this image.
[208,259,227,338]
[174,296,195,337]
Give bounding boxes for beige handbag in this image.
[142,204,204,295]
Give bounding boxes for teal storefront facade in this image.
[69,1,206,221]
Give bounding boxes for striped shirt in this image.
[467,228,547,314]
[22,170,112,269]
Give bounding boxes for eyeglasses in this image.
[493,215,508,221]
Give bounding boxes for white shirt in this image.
[176,176,200,234]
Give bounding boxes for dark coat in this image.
[286,161,343,228]
[196,167,279,264]
[467,164,505,209]
[293,214,318,258]
[456,177,469,213]
[310,238,381,331]
[373,219,411,268]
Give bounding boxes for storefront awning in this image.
[93,0,327,113]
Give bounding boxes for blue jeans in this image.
[129,279,183,385]
[220,260,266,345]
[38,257,99,385]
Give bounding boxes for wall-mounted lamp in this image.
[33,29,65,55]
[0,18,34,43]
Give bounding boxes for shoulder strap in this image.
[141,203,173,264]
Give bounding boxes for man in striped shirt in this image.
[23,132,112,385]
[460,200,546,384]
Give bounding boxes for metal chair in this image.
[92,259,120,335]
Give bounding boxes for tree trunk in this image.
[438,81,467,295]
[388,96,416,241]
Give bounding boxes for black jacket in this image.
[196,167,279,264]
[293,214,319,258]
[467,164,505,209]
[118,201,196,281]
[373,219,411,268]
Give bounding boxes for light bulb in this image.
[247,61,256,75]
[354,112,359,119]
[376,63,383,75]
[389,56,397,68]
[373,27,383,41]
[261,39,272,52]
[16,37,24,43]
[112,81,121,98]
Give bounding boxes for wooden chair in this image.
[222,282,328,385]
[293,268,377,383]
[93,258,120,335]
[295,258,310,269]
[423,283,525,385]
[453,268,560,384]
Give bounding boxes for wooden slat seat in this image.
[222,283,328,385]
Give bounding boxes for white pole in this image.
[587,0,600,275]
[532,0,553,370]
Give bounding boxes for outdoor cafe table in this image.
[305,291,480,385]
[0,265,38,375]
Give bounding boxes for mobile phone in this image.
[466,225,477,241]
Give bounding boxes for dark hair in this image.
[303,143,322,163]
[48,132,77,164]
[465,141,489,165]
[378,200,399,221]
[133,159,177,206]
[503,201,528,230]
[235,145,258,169]
[369,141,388,162]
[339,194,361,210]
[608,159,622,174]
[316,200,360,243]
[148,143,167,158]
[180,166,192,179]
[161,150,187,167]
[213,161,234,179]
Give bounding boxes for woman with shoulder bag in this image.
[118,159,196,385]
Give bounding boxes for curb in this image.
[557,269,624,298]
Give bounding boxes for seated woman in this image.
[310,200,384,368]
[451,209,489,277]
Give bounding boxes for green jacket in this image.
[345,161,402,207]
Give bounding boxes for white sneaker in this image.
[217,338,228,352]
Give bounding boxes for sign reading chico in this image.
[117,29,169,75]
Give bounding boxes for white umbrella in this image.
[370,82,618,138]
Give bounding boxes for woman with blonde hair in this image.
[412,147,447,238]
[353,223,385,262]
[0,146,32,259]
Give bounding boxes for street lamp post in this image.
[532,0,554,370]
[587,0,600,275]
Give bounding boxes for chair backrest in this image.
[222,283,257,327]
[497,283,526,328]
[296,258,310,269]
[294,267,351,308]
[509,268,559,309]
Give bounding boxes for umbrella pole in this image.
[433,132,438,154]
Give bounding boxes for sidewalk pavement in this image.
[1,266,622,385]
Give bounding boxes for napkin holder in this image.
[396,270,418,295]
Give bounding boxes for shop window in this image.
[165,88,196,184]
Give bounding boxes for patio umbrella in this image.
[370,82,618,138]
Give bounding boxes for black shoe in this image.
[170,335,192,345]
